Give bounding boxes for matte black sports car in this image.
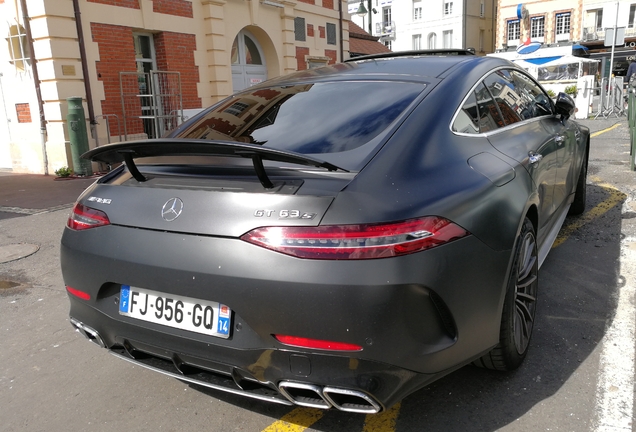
[61,50,589,413]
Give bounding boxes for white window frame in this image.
[555,12,571,41]
[530,16,545,42]
[595,9,603,32]
[413,34,422,50]
[7,24,30,73]
[382,7,392,26]
[413,1,422,21]
[507,19,520,45]
[444,1,453,15]
[133,33,157,73]
[443,30,453,48]
[428,32,437,49]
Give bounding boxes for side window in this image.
[453,69,553,135]
[510,70,553,118]
[483,70,523,126]
[475,82,505,133]
[452,91,480,134]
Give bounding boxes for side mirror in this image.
[554,92,575,121]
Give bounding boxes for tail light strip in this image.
[67,203,110,230]
[241,217,469,260]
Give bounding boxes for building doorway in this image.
[231,30,267,93]
[119,34,183,140]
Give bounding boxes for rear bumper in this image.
[70,316,433,412]
[62,223,511,409]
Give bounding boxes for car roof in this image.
[254,51,516,87]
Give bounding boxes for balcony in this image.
[375,21,396,40]
[583,27,605,41]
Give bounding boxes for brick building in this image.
[0,0,352,173]
[495,0,581,51]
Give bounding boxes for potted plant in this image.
[565,85,578,99]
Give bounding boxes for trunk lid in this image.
[80,140,354,237]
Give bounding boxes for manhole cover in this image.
[0,280,20,289]
[0,243,39,264]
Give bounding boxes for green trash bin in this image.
[67,96,93,176]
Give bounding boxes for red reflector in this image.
[274,335,363,351]
[66,286,91,301]
[241,217,469,260]
[67,203,110,230]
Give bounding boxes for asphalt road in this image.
[1,118,635,431]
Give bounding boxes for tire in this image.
[568,149,588,216]
[474,217,538,371]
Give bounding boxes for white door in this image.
[231,30,267,93]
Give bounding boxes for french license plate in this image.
[118,285,231,338]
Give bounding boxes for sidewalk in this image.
[0,172,96,220]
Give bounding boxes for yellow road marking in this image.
[553,178,626,248]
[261,408,324,432]
[591,123,622,138]
[362,403,401,432]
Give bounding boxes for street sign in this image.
[605,27,626,47]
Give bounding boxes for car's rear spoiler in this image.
[83,139,348,189]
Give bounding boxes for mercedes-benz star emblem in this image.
[161,198,184,222]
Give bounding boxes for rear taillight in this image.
[66,286,91,300]
[241,217,469,260]
[67,203,110,230]
[274,335,363,351]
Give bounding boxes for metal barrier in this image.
[629,78,636,171]
[594,77,626,119]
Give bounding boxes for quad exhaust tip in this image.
[69,318,382,413]
[323,386,382,414]
[279,381,381,413]
[70,317,106,348]
[279,382,331,409]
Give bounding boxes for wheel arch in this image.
[525,204,538,235]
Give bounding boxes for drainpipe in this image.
[463,0,466,49]
[492,0,497,52]
[339,0,344,61]
[72,0,99,148]
[19,0,48,175]
[367,0,372,35]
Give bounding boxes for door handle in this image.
[529,152,543,165]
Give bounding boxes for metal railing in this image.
[94,114,122,145]
[375,21,396,39]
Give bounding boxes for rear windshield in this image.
[173,82,424,159]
